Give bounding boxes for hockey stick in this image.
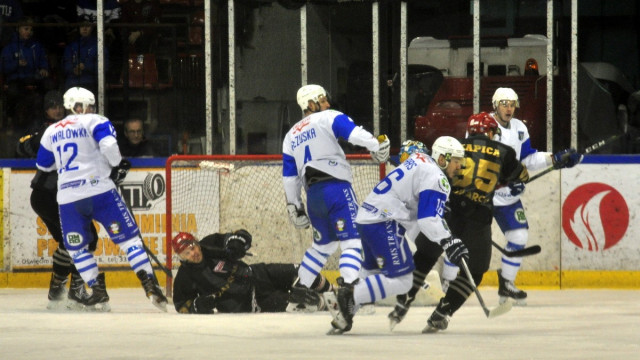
[460,258,512,319]
[526,134,620,184]
[491,241,541,257]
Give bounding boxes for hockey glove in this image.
[286,204,311,229]
[508,182,526,196]
[552,149,583,169]
[191,294,216,314]
[110,159,131,185]
[440,237,469,267]
[370,134,391,163]
[224,229,252,260]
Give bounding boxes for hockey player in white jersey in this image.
[35,87,167,312]
[440,87,583,305]
[325,136,470,334]
[282,84,390,312]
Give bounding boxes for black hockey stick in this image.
[526,134,620,184]
[460,258,512,319]
[492,241,541,257]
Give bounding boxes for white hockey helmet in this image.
[63,87,95,114]
[492,87,519,109]
[431,136,465,169]
[296,84,327,112]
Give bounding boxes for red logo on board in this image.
[562,183,628,251]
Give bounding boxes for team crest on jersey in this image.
[514,207,527,224]
[108,221,122,234]
[518,131,525,141]
[376,256,385,269]
[313,228,322,241]
[66,232,83,246]
[438,176,450,192]
[335,219,345,232]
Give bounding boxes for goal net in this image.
[164,154,385,295]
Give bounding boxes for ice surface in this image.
[1,288,638,359]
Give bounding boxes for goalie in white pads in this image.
[282,84,390,312]
[35,87,167,312]
[325,136,469,334]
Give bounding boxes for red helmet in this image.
[467,112,500,137]
[171,232,198,255]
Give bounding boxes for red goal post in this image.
[164,154,386,296]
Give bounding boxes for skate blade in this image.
[389,317,400,331]
[487,299,513,318]
[151,296,168,312]
[500,296,526,306]
[85,302,111,312]
[326,326,347,335]
[421,325,442,334]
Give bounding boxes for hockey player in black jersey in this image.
[171,231,331,314]
[389,112,530,332]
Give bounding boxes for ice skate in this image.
[324,277,356,335]
[422,298,452,333]
[46,273,68,310]
[137,270,168,312]
[286,281,323,313]
[67,273,92,311]
[497,269,527,306]
[84,273,111,312]
[388,294,414,330]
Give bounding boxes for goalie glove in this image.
[370,134,390,163]
[286,204,311,229]
[224,229,252,260]
[110,159,131,185]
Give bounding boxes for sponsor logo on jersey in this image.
[214,262,227,273]
[513,207,527,224]
[292,118,311,134]
[108,221,121,234]
[329,160,338,166]
[66,232,83,246]
[335,218,345,232]
[518,131,524,141]
[562,183,628,251]
[438,176,450,193]
[376,256,385,269]
[361,202,378,214]
[60,179,86,189]
[313,228,322,241]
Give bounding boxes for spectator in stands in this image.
[118,118,155,157]
[1,17,54,130]
[121,0,162,54]
[63,21,107,94]
[0,0,23,47]
[77,0,121,82]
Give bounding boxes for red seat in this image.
[128,53,159,89]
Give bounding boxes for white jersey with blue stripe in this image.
[282,109,380,208]
[355,152,453,245]
[36,113,122,205]
[491,113,553,206]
